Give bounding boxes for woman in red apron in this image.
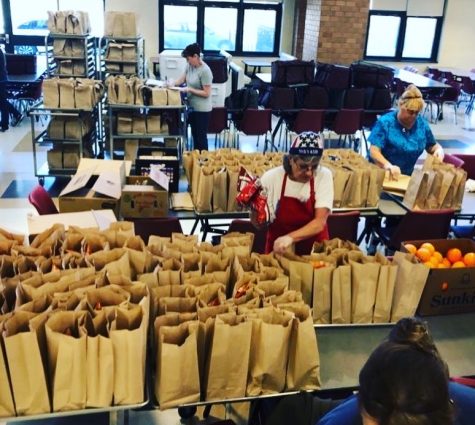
[259,131,333,255]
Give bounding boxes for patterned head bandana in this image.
[289,131,324,157]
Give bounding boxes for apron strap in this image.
[280,173,288,198]
[309,176,315,207]
[280,174,316,207]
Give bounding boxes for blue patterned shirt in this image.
[368,110,436,175]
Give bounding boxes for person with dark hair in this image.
[251,131,333,255]
[316,317,475,425]
[172,43,213,151]
[0,47,22,132]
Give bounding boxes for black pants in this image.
[188,110,210,151]
[0,84,20,130]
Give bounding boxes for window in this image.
[159,0,282,56]
[364,0,446,62]
[4,0,104,54]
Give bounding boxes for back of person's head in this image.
[182,43,201,58]
[398,84,425,112]
[359,317,453,425]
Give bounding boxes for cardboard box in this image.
[120,167,169,218]
[402,239,475,316]
[59,159,126,215]
[28,209,117,241]
[135,156,180,192]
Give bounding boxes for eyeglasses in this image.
[294,161,319,172]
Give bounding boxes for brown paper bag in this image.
[86,310,114,407]
[151,88,168,106]
[158,257,182,285]
[227,165,240,211]
[110,304,147,405]
[146,114,161,134]
[205,314,252,400]
[132,115,147,134]
[167,89,182,106]
[373,258,398,323]
[43,77,60,108]
[155,321,201,409]
[281,304,320,390]
[213,167,228,213]
[45,310,88,411]
[331,265,351,324]
[246,308,293,395]
[195,166,214,212]
[3,311,51,415]
[390,251,430,322]
[58,78,76,109]
[312,265,335,324]
[350,258,380,324]
[289,260,314,306]
[0,316,15,417]
[403,170,431,209]
[158,297,197,316]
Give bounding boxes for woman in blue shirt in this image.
[369,84,444,179]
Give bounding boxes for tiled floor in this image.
[1,105,475,425]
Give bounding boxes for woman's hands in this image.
[432,146,445,161]
[273,235,294,254]
[384,163,401,181]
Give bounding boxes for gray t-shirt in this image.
[185,62,213,112]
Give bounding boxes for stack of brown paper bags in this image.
[382,174,411,195]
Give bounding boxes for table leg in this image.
[268,116,284,152]
[190,218,199,235]
[201,218,209,242]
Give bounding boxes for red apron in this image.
[266,173,329,255]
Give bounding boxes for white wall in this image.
[437,0,475,69]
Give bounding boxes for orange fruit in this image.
[446,248,463,264]
[416,247,432,262]
[420,242,436,255]
[438,263,449,269]
[452,261,466,268]
[429,255,440,267]
[432,251,443,262]
[404,243,417,254]
[442,258,451,268]
[463,252,475,267]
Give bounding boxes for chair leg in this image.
[361,128,369,156]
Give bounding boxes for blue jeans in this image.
[188,110,210,151]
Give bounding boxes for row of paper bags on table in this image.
[0,283,149,417]
[279,239,430,324]
[47,10,91,35]
[43,77,104,110]
[155,302,319,409]
[106,75,182,106]
[321,149,385,208]
[183,149,283,213]
[403,155,467,210]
